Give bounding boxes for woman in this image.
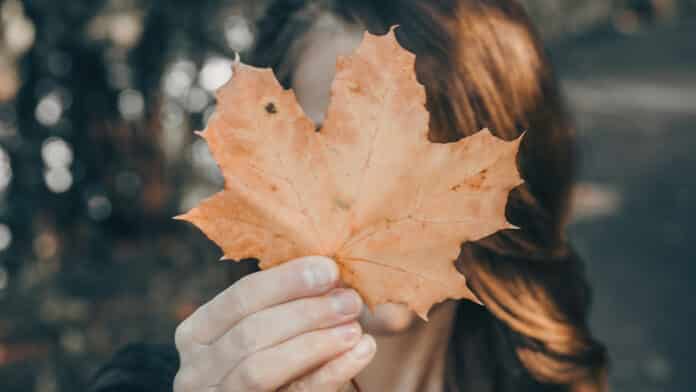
[88,1,608,391]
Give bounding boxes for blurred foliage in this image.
[0,0,693,390]
[521,0,696,38]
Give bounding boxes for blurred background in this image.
[0,0,693,391]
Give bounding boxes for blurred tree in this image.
[0,0,254,390]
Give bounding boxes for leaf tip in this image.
[470,296,485,306]
[514,130,526,145]
[173,211,199,225]
[361,24,400,50]
[479,127,494,137]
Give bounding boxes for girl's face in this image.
[290,22,417,335]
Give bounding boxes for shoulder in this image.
[87,342,179,392]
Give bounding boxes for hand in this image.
[173,256,376,391]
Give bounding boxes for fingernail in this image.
[351,335,375,359]
[304,259,337,289]
[331,290,361,315]
[332,323,361,342]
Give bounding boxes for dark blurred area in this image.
[0,0,693,391]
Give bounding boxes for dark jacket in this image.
[88,343,179,392]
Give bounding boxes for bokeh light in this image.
[118,89,145,121]
[0,223,12,252]
[4,13,35,54]
[163,59,196,98]
[225,15,254,52]
[110,13,143,48]
[0,147,12,192]
[2,0,35,55]
[199,56,233,92]
[35,93,63,127]
[87,195,112,221]
[87,9,143,49]
[185,87,210,113]
[44,167,73,194]
[41,137,74,169]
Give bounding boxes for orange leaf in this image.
[178,29,524,319]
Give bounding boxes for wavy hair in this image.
[249,1,608,391]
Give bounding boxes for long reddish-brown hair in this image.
[251,1,608,391]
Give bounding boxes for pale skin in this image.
[175,19,457,392]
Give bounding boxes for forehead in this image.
[290,13,363,125]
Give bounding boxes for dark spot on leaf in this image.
[349,81,361,93]
[265,102,277,114]
[334,198,351,211]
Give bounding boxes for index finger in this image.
[183,256,340,345]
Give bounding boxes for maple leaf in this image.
[177,29,524,320]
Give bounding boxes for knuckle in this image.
[173,368,197,392]
[207,340,229,369]
[296,298,322,320]
[302,298,336,326]
[228,279,252,316]
[286,378,312,392]
[206,333,234,365]
[316,361,346,387]
[306,330,332,352]
[234,323,260,353]
[238,362,271,391]
[174,319,194,350]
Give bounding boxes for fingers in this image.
[219,322,363,392]
[280,335,376,392]
[207,288,363,369]
[178,256,339,346]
